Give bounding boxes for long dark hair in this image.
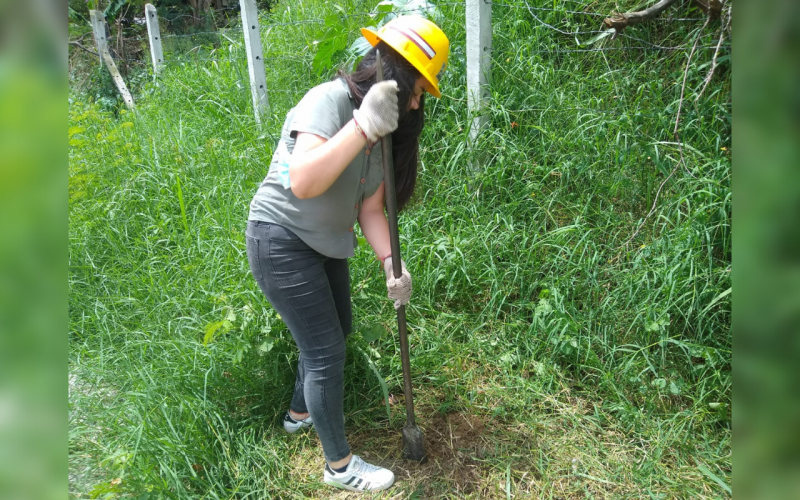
[338,42,425,211]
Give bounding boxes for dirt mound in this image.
[348,411,495,496]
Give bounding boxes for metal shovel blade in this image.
[402,423,428,463]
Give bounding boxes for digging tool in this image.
[376,50,427,463]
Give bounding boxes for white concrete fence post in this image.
[466,0,492,145]
[239,0,269,124]
[89,10,135,109]
[89,9,108,66]
[145,4,165,75]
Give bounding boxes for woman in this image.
[245,16,449,492]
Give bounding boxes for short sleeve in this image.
[288,82,349,140]
[363,141,385,198]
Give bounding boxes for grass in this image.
[69,0,731,498]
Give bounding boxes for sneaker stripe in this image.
[323,455,393,492]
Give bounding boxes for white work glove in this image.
[352,80,399,142]
[383,256,412,309]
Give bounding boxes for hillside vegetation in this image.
[69,0,731,497]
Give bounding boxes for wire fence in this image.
[485,0,731,116]
[79,0,731,124]
[98,0,731,63]
[489,2,706,21]
[482,14,730,133]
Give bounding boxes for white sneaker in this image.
[323,455,395,492]
[283,411,313,434]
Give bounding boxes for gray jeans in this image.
[245,221,352,462]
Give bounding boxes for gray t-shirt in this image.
[248,79,385,258]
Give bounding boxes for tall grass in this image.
[69,0,731,497]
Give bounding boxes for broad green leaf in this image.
[347,36,374,69]
[324,14,344,32]
[224,308,236,323]
[361,323,387,343]
[313,36,347,75]
[374,2,395,16]
[534,298,552,317]
[646,316,669,332]
[103,0,128,22]
[258,338,274,354]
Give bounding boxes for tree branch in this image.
[603,0,680,37]
[73,32,93,43]
[69,41,99,57]
[696,1,731,102]
[691,0,723,17]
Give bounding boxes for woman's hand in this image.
[353,80,399,141]
[383,256,412,309]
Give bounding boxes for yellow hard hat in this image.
[361,15,450,98]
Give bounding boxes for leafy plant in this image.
[103,0,137,22]
[318,0,441,72]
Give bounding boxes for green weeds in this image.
[70,0,730,497]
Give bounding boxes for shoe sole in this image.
[283,424,313,434]
[323,476,394,492]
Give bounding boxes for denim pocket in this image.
[268,223,302,243]
[245,233,263,282]
[267,235,324,288]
